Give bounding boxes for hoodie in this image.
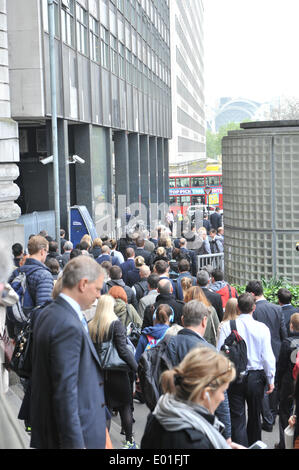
[135,323,170,363]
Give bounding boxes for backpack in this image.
[220,320,248,381]
[138,335,173,411]
[216,284,238,310]
[7,266,42,325]
[134,281,149,303]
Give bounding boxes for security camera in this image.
[69,155,85,164]
[40,155,53,165]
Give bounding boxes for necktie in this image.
[81,315,89,333]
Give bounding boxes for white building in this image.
[169,0,206,167]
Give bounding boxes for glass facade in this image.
[41,0,171,138]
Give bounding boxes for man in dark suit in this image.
[210,207,222,230]
[134,237,152,266]
[196,269,224,321]
[246,280,287,432]
[277,287,299,335]
[30,256,107,449]
[120,247,136,285]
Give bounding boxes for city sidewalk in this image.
[5,371,280,450]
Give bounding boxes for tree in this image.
[265,96,299,121]
[206,122,244,158]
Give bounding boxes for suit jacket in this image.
[30,296,106,449]
[120,258,136,285]
[201,286,224,322]
[253,299,287,360]
[281,304,299,335]
[134,247,152,266]
[210,212,222,230]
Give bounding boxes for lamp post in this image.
[204,185,212,220]
[48,0,61,252]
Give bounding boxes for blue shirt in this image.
[59,293,88,332]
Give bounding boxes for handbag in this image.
[96,322,129,371]
[0,327,15,370]
[284,405,296,449]
[9,318,33,378]
[126,306,141,347]
[284,424,295,449]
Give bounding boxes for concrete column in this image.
[0,0,23,244]
[164,139,169,205]
[114,130,130,212]
[157,137,165,205]
[149,136,158,226]
[57,118,70,238]
[128,133,140,206]
[140,134,150,228]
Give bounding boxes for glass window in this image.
[205,176,218,186]
[169,178,175,188]
[177,196,191,205]
[100,0,109,28]
[191,176,205,187]
[89,15,100,62]
[100,26,109,68]
[176,177,190,188]
[76,3,88,55]
[169,196,176,205]
[61,0,75,46]
[191,196,205,205]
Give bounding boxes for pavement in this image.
[5,370,280,450]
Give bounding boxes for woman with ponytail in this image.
[135,304,174,363]
[141,347,237,449]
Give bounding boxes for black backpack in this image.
[220,320,248,381]
[138,335,173,411]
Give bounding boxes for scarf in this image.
[153,393,231,449]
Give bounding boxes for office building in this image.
[169,0,206,168]
[5,0,172,241]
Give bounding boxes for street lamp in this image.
[48,0,61,252]
[204,185,212,219]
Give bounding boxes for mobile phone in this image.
[248,440,268,449]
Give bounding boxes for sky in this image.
[203,0,299,107]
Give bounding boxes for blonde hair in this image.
[156,246,166,257]
[180,277,193,297]
[290,313,299,332]
[135,256,145,267]
[88,294,118,343]
[92,237,103,248]
[184,285,211,307]
[165,238,172,249]
[80,234,92,247]
[223,298,239,322]
[161,347,235,403]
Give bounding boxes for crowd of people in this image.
[0,219,298,450]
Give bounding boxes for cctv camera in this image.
[73,155,85,164]
[40,155,53,165]
[71,155,85,164]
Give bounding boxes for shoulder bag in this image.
[96,321,130,371]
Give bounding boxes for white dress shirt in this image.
[216,314,276,384]
[59,293,88,332]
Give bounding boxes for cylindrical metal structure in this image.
[222,121,299,285]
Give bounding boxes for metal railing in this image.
[197,252,224,272]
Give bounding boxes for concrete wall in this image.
[0,0,23,245]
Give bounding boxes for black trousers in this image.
[227,370,267,447]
